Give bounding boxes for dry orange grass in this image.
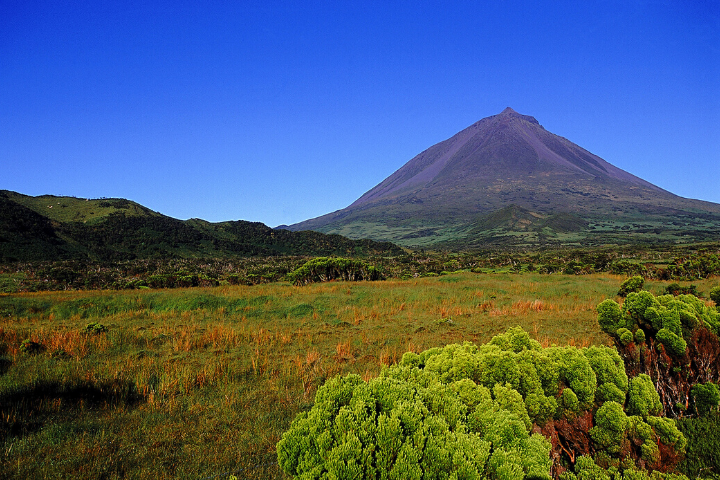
[379,345,403,366]
[0,271,625,479]
[334,340,355,362]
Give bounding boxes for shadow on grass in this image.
[0,378,144,440]
[0,357,11,375]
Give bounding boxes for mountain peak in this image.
[493,107,540,126]
[288,109,720,248]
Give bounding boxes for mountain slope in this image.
[289,108,720,247]
[0,191,403,263]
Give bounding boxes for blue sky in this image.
[2,1,719,227]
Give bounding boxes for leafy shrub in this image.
[617,328,634,346]
[597,299,623,332]
[634,329,646,344]
[626,374,662,418]
[618,276,644,297]
[598,288,720,420]
[710,286,720,307]
[599,291,720,359]
[589,401,629,453]
[277,374,508,479]
[278,327,687,479]
[19,339,44,355]
[690,382,720,416]
[287,257,383,286]
[84,322,107,334]
[664,283,699,297]
[677,411,720,478]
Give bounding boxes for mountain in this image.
[0,191,403,263]
[289,108,720,248]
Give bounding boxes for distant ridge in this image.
[0,190,403,263]
[289,108,720,247]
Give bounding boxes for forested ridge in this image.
[0,191,402,263]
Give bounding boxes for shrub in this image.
[599,291,720,353]
[598,287,720,420]
[20,339,44,355]
[589,401,630,453]
[627,374,662,418]
[656,328,687,357]
[278,328,687,479]
[710,286,720,306]
[287,257,383,286]
[690,382,720,416]
[677,412,720,478]
[84,322,108,334]
[634,329,646,344]
[597,299,623,333]
[618,276,644,297]
[277,374,505,479]
[617,328,634,346]
[664,283,699,297]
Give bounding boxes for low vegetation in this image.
[3,243,720,294]
[288,257,384,285]
[1,271,718,478]
[598,290,720,418]
[0,190,403,263]
[278,327,687,479]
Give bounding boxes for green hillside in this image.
[0,191,403,263]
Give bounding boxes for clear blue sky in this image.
[2,1,718,227]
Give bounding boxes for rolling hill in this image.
[0,190,403,263]
[289,108,720,248]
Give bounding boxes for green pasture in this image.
[1,272,718,478]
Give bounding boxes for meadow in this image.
[1,272,717,479]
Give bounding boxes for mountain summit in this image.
[350,107,660,209]
[290,108,720,248]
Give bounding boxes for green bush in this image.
[664,283,699,297]
[626,374,662,418]
[598,291,720,355]
[276,374,509,479]
[677,411,720,478]
[597,299,623,335]
[690,382,720,416]
[589,401,630,454]
[599,284,720,434]
[19,339,44,355]
[287,257,383,286]
[645,416,686,452]
[618,276,644,297]
[656,328,687,356]
[710,286,720,307]
[634,329,646,344]
[617,328,634,346]
[278,327,687,479]
[84,322,108,334]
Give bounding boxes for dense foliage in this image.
[288,257,384,286]
[618,276,644,297]
[0,191,402,263]
[598,290,720,418]
[676,412,720,478]
[278,327,688,479]
[5,242,720,293]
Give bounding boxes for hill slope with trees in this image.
[0,190,403,263]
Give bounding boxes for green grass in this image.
[6,192,152,224]
[0,273,26,294]
[1,273,719,478]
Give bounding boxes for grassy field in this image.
[1,272,717,479]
